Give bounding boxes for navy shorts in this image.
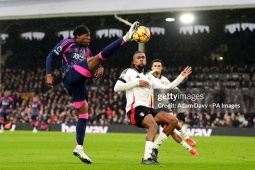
[64,68,88,102]
[127,106,159,128]
[30,114,38,121]
[63,59,92,109]
[0,111,7,120]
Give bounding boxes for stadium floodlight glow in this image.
[180,13,195,24]
[165,17,175,22]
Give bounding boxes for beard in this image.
[135,64,145,72]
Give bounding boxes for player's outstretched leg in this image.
[186,137,196,147]
[73,145,92,164]
[189,148,199,156]
[179,127,196,147]
[177,122,196,147]
[171,130,198,156]
[86,21,139,73]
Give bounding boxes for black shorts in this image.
[153,108,171,113]
[127,106,158,128]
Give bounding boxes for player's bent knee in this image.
[167,115,178,126]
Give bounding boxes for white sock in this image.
[180,140,191,151]
[76,145,83,149]
[179,127,189,139]
[144,141,154,159]
[154,132,168,149]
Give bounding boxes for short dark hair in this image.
[132,51,145,59]
[73,24,90,37]
[151,59,163,67]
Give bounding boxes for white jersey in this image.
[155,75,171,86]
[114,68,185,113]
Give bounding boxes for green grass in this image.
[0,131,254,170]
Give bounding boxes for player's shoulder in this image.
[160,75,168,81]
[59,38,76,47]
[8,97,14,101]
[121,67,136,74]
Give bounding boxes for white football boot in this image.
[123,21,140,42]
[73,145,92,164]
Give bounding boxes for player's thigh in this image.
[87,56,102,72]
[154,111,178,125]
[141,114,158,129]
[64,69,84,86]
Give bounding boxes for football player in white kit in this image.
[150,59,198,156]
[114,51,192,164]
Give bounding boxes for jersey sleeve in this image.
[151,74,185,89]
[163,76,179,90]
[114,69,140,92]
[46,39,75,74]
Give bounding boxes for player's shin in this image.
[76,113,88,145]
[154,132,168,149]
[144,141,155,159]
[98,38,125,60]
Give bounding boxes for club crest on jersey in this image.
[139,112,145,117]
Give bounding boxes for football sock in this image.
[180,140,191,150]
[98,38,125,60]
[144,141,154,159]
[154,132,168,149]
[179,127,188,139]
[76,113,88,146]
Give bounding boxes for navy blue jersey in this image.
[30,100,42,116]
[46,38,92,74]
[0,96,14,112]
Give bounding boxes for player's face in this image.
[33,96,38,102]
[76,33,91,46]
[151,62,163,74]
[4,91,9,97]
[133,53,146,69]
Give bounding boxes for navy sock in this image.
[100,38,124,59]
[76,118,87,146]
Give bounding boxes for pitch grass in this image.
[0,131,254,170]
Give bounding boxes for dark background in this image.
[1,8,255,69]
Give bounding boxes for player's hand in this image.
[46,74,54,88]
[181,66,192,77]
[139,80,150,87]
[148,69,159,77]
[94,67,104,79]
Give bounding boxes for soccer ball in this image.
[133,26,150,43]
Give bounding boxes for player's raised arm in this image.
[152,66,192,89]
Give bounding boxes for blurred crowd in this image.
[1,64,255,130]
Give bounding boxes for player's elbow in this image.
[114,83,121,92]
[114,86,118,92]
